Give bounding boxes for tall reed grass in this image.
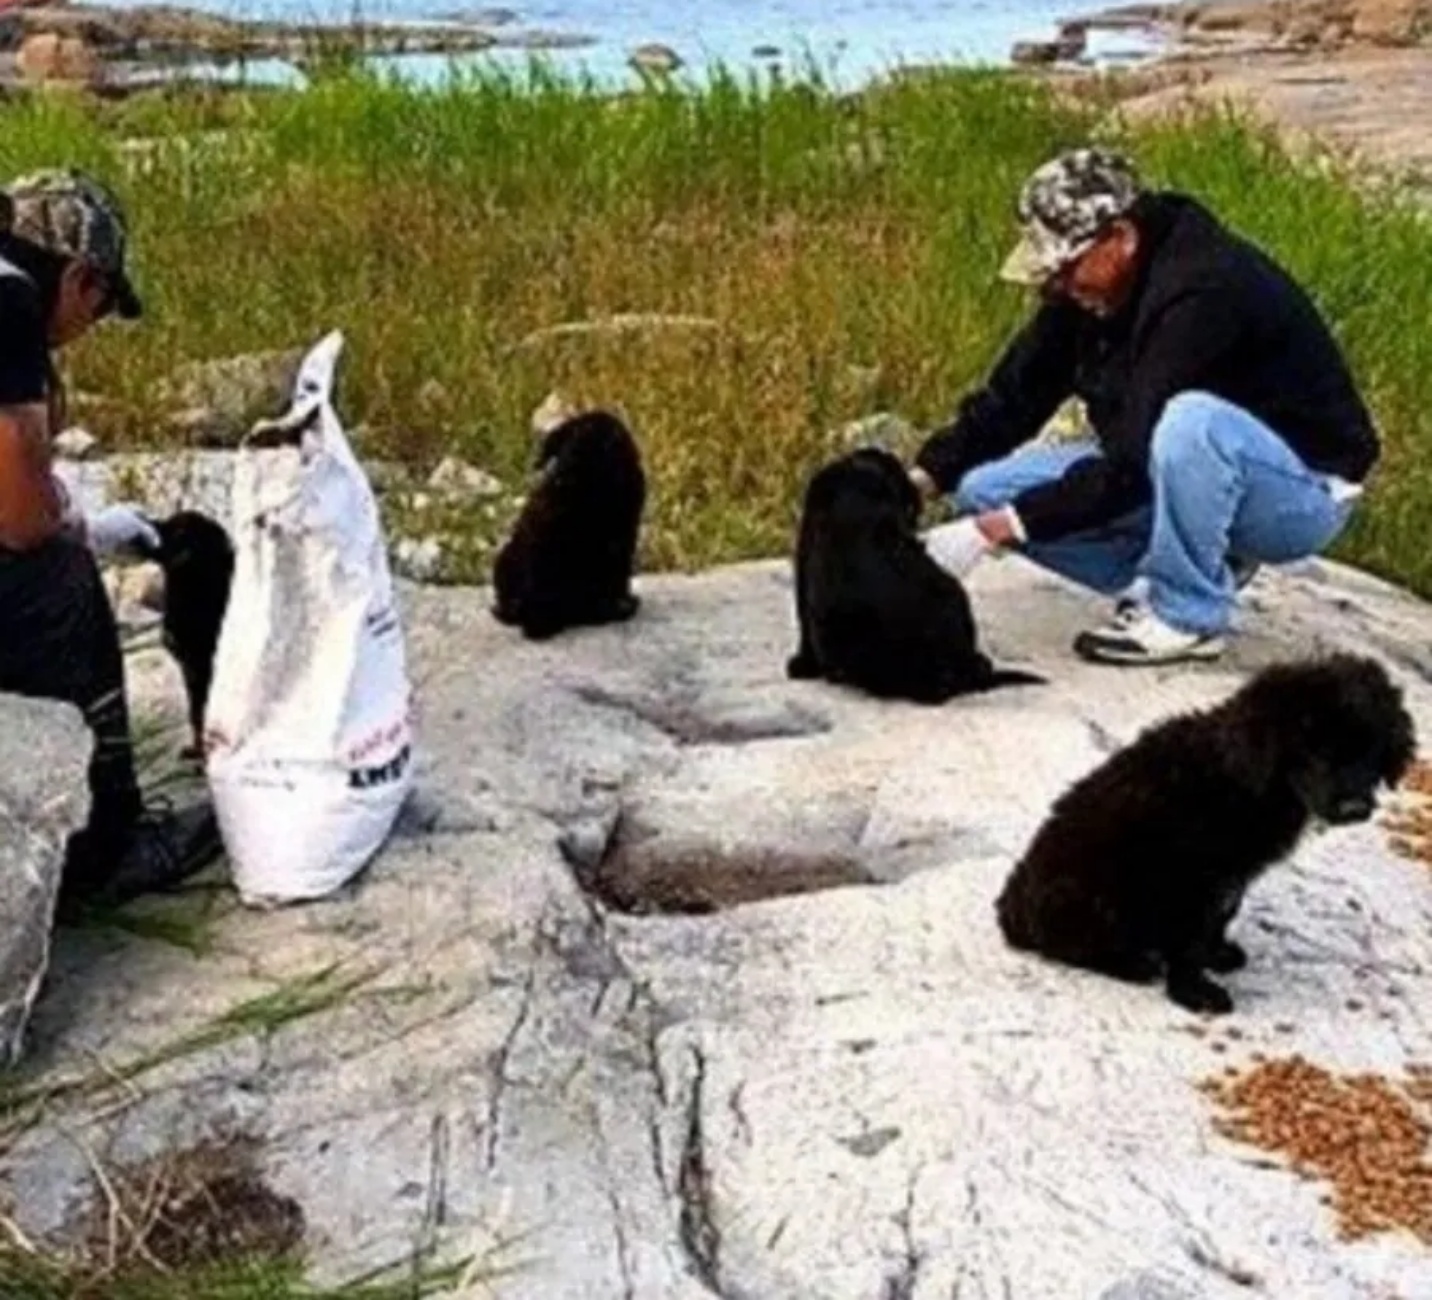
[2,64,1428,589]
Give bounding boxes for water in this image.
[95,0,1165,90]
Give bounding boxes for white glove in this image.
[84,503,161,558]
[922,517,993,579]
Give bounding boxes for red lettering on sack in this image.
[344,705,414,765]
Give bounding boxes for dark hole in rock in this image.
[569,683,829,746]
[69,1135,304,1280]
[575,815,875,914]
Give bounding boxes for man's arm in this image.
[1010,286,1246,542]
[912,299,1080,496]
[0,403,75,549]
[0,275,75,551]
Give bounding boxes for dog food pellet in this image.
[1201,1054,1432,1246]
[1346,999,1365,1013]
[1381,759,1432,869]
[1275,1022,1297,1035]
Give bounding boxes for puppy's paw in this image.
[1166,969,1234,1016]
[786,651,820,680]
[1204,938,1248,973]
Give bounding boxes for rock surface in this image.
[0,695,92,1066]
[3,555,1432,1295]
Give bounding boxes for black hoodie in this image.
[914,192,1379,542]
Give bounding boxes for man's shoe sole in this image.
[1073,633,1225,665]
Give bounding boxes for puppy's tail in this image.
[975,665,1045,693]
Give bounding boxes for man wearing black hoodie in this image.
[912,147,1378,665]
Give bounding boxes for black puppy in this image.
[786,447,1041,703]
[492,409,646,640]
[136,510,235,757]
[995,654,1416,1015]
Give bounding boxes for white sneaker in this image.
[1073,603,1224,665]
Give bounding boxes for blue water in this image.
[97,0,1163,89]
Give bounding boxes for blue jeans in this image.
[952,391,1359,635]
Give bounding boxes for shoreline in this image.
[2,0,1430,195]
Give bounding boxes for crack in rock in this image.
[606,1185,637,1300]
[568,682,829,747]
[677,1046,725,1296]
[882,1169,923,1300]
[480,962,537,1171]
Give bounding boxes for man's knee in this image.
[0,539,122,707]
[1150,391,1240,472]
[953,461,1014,514]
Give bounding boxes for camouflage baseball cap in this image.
[1,168,141,319]
[999,147,1143,287]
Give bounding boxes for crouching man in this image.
[912,147,1377,665]
[0,168,222,915]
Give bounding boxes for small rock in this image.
[531,391,578,439]
[0,14,25,55]
[842,363,884,401]
[1010,34,1084,65]
[1352,0,1427,45]
[105,563,165,631]
[1010,39,1056,65]
[160,348,305,448]
[53,427,99,460]
[365,460,415,495]
[1040,397,1093,444]
[831,412,917,452]
[16,32,102,87]
[392,536,444,583]
[427,456,503,499]
[629,41,682,74]
[416,378,451,412]
[0,694,92,1065]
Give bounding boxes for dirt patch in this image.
[576,815,874,914]
[62,1135,304,1284]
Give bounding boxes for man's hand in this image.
[908,465,939,502]
[85,504,161,558]
[923,508,1024,579]
[923,518,993,578]
[973,507,1023,547]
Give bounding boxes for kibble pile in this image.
[1382,759,1432,867]
[1202,1055,1432,1245]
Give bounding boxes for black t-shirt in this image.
[0,253,51,408]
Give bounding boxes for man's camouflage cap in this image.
[0,168,141,319]
[1000,146,1143,286]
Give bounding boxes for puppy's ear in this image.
[1380,699,1418,788]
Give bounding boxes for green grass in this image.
[0,965,375,1135]
[2,65,1430,590]
[0,1252,484,1300]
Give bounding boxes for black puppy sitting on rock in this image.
[787,447,1041,704]
[995,653,1416,1014]
[135,509,235,758]
[493,409,646,640]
